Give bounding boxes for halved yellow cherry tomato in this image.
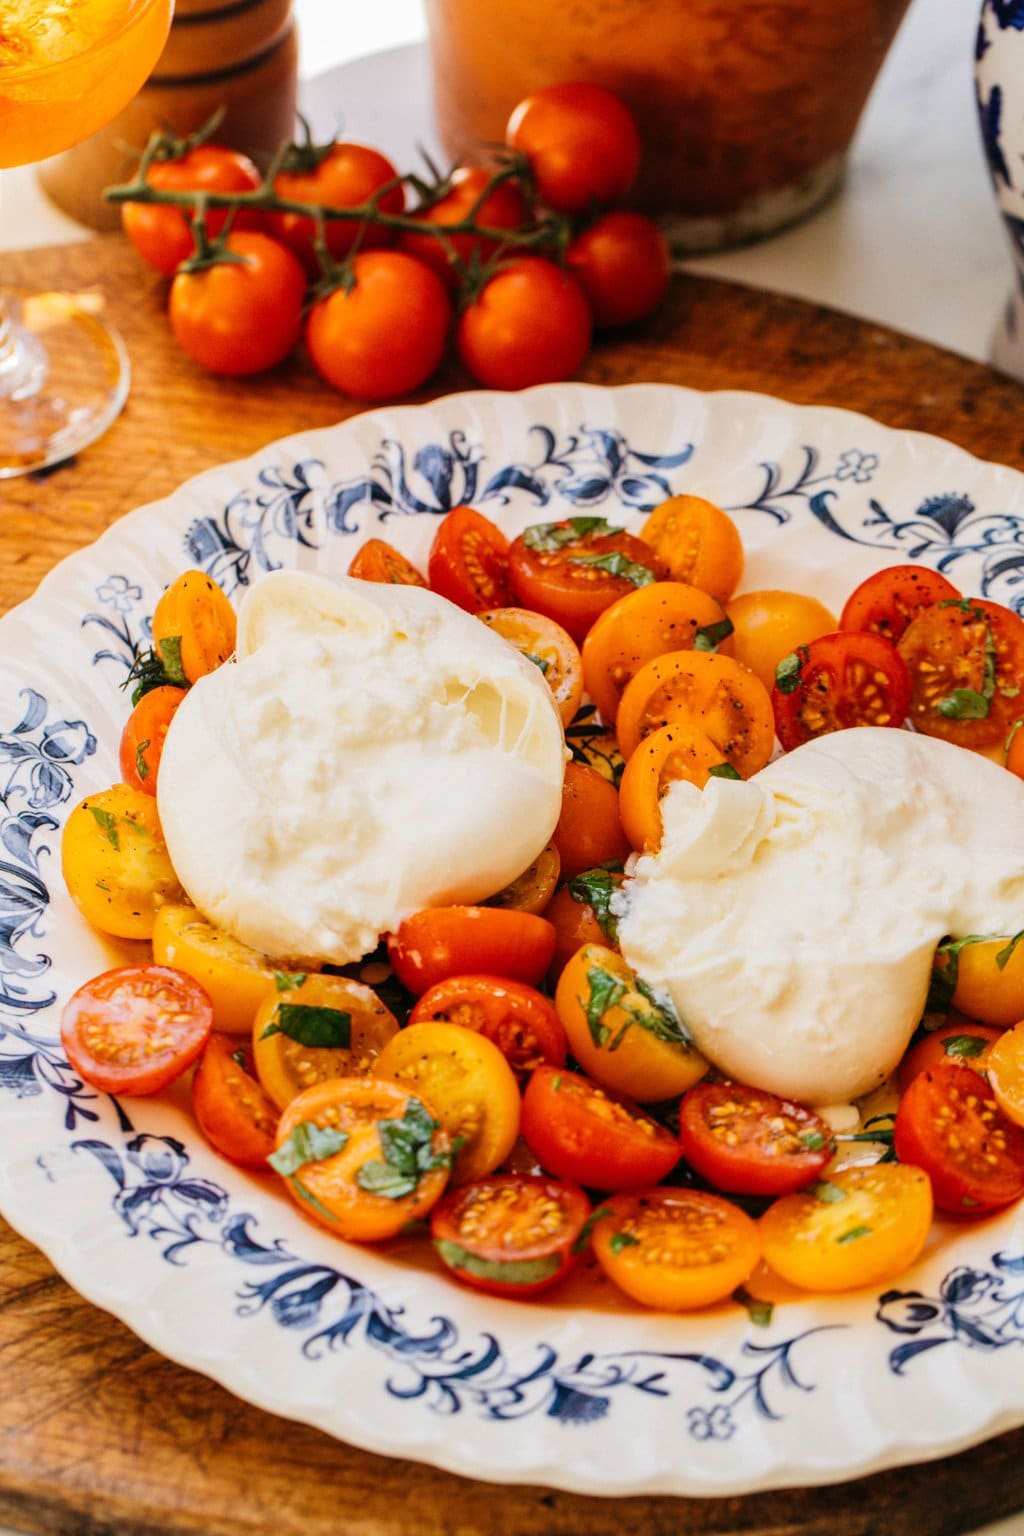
[615,649,774,774]
[985,1021,1024,1127]
[580,580,731,726]
[640,496,744,605]
[759,1163,933,1293]
[949,934,1024,1028]
[152,568,236,684]
[487,843,561,914]
[152,904,283,1035]
[618,723,730,851]
[556,943,707,1102]
[61,783,184,940]
[477,606,583,726]
[253,974,400,1111]
[375,1020,521,1183]
[592,1188,760,1310]
[273,1077,451,1242]
[725,589,837,693]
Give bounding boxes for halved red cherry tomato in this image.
[898,1020,1003,1092]
[839,565,961,643]
[409,974,566,1081]
[591,1187,760,1310]
[192,1035,279,1169]
[347,538,427,586]
[898,597,1024,749]
[506,82,641,214]
[552,759,630,880]
[508,517,667,641]
[521,1065,680,1190]
[121,143,262,276]
[399,166,529,285]
[894,1063,1024,1213]
[772,631,912,751]
[679,1082,834,1196]
[269,141,404,270]
[428,506,515,613]
[477,607,583,726]
[387,906,557,994]
[61,964,213,1096]
[119,685,185,795]
[431,1174,590,1298]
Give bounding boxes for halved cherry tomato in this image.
[119,685,185,795]
[760,1164,933,1291]
[192,1035,279,1169]
[508,517,667,641]
[898,1020,1004,1092]
[409,974,566,1082]
[679,1082,834,1196]
[61,783,185,940]
[61,963,212,1096]
[948,934,1024,1028]
[347,538,427,586]
[580,580,731,726]
[986,1021,1024,1127]
[521,1065,680,1190]
[618,723,730,851]
[375,1021,521,1183]
[428,506,515,613]
[897,597,1024,749]
[640,496,744,605]
[121,143,262,276]
[725,589,837,693]
[269,141,404,269]
[252,974,401,1111]
[839,564,961,642]
[894,1063,1024,1212]
[556,944,707,1102]
[1007,719,1024,778]
[387,906,557,994]
[615,649,774,773]
[591,1188,760,1310]
[431,1174,590,1298]
[565,210,670,328]
[399,166,529,285]
[152,568,236,685]
[545,866,624,978]
[151,905,283,1036]
[506,81,641,214]
[477,606,583,725]
[486,843,561,915]
[771,631,912,751]
[551,759,630,880]
[273,1077,452,1241]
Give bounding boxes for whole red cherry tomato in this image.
[168,232,307,377]
[506,81,641,214]
[567,211,670,327]
[456,258,591,390]
[399,167,529,285]
[306,250,451,400]
[269,141,405,271]
[121,144,263,276]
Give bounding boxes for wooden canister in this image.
[38,0,298,232]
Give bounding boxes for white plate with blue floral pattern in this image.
[2,381,1024,1497]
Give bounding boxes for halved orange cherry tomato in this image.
[948,933,1024,1028]
[192,1035,279,1169]
[507,517,667,641]
[725,589,837,693]
[151,569,236,685]
[151,905,283,1037]
[431,1174,590,1298]
[545,866,624,977]
[679,1082,834,1196]
[556,944,707,1102]
[898,1020,1003,1092]
[61,783,185,940]
[252,974,401,1111]
[1007,719,1024,778]
[387,906,557,994]
[839,564,961,643]
[771,631,912,751]
[760,1163,933,1292]
[273,1077,452,1241]
[521,1065,680,1190]
[640,496,744,605]
[986,1021,1024,1127]
[591,1188,760,1310]
[580,580,732,726]
[618,722,729,851]
[409,975,566,1081]
[486,843,561,915]
[551,759,630,880]
[894,1063,1024,1212]
[61,963,213,1097]
[615,649,774,773]
[119,685,185,796]
[427,506,515,613]
[347,538,427,586]
[375,1020,521,1183]
[897,597,1024,749]
[477,606,583,726]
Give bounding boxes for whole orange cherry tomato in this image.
[726,589,837,693]
[399,166,529,285]
[169,232,307,377]
[121,143,262,276]
[270,141,404,270]
[506,82,641,214]
[456,259,592,391]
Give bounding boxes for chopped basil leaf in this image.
[134,739,151,781]
[568,866,622,943]
[230,1047,248,1069]
[583,964,628,1048]
[996,929,1024,971]
[835,1128,895,1145]
[551,1075,563,1092]
[733,1284,774,1328]
[157,634,188,687]
[522,516,618,553]
[582,963,690,1052]
[943,1034,987,1059]
[571,1205,613,1255]
[523,651,551,675]
[273,969,308,992]
[435,1240,563,1287]
[936,687,989,720]
[774,650,805,695]
[837,1225,873,1244]
[693,616,735,653]
[633,976,692,1047]
[961,1195,980,1208]
[939,597,983,616]
[89,806,120,850]
[569,550,655,588]
[268,1120,349,1176]
[261,1003,351,1049]
[123,644,189,706]
[707,762,741,781]
[609,1232,640,1255]
[812,1180,847,1204]
[799,1130,827,1151]
[355,1096,450,1200]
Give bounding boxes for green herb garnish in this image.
[571,1205,613,1254]
[89,806,120,850]
[812,1180,847,1205]
[355,1096,450,1200]
[609,1232,640,1255]
[707,762,741,781]
[996,929,1024,970]
[837,1225,873,1244]
[936,688,990,720]
[435,1240,563,1287]
[942,1034,987,1060]
[273,969,308,992]
[261,1004,351,1049]
[522,516,618,553]
[523,651,551,675]
[693,616,735,653]
[733,1285,774,1328]
[268,1120,350,1176]
[569,550,656,588]
[134,739,151,781]
[928,934,993,1013]
[567,864,623,944]
[774,648,806,695]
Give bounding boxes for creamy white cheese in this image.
[617,727,1024,1105]
[157,571,565,963]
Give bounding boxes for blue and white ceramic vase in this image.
[976,0,1024,378]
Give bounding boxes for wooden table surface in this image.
[3,237,1024,1536]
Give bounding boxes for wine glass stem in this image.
[0,171,48,402]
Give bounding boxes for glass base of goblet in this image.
[0,289,130,479]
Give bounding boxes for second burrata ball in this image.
[157,570,565,963]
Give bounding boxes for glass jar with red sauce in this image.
[424,0,912,251]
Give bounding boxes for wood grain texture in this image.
[2,236,1024,1536]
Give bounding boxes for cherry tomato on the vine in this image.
[566,210,670,327]
[121,144,263,276]
[456,258,592,391]
[399,167,529,285]
[506,81,641,214]
[270,141,404,270]
[169,232,307,377]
